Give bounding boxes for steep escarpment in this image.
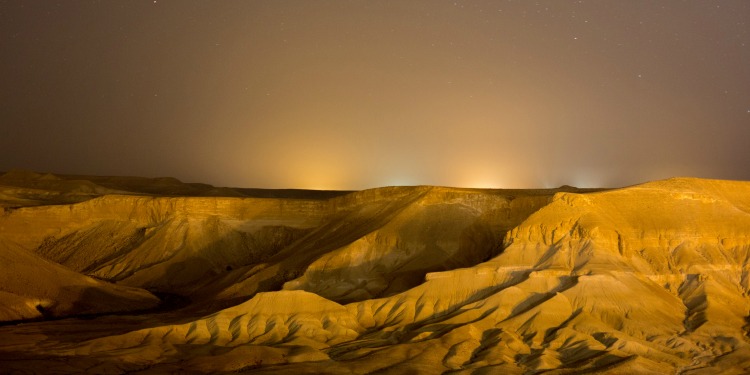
[1,195,328,300]
[280,187,554,303]
[334,178,750,373]
[2,175,750,374]
[197,178,750,373]
[0,182,564,308]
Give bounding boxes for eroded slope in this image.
[2,175,749,374]
[0,240,159,322]
[1,179,562,309]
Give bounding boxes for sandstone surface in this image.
[1,171,749,374]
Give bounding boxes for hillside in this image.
[1,172,749,373]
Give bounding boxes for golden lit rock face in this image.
[1,172,750,373]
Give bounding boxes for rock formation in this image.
[1,170,749,373]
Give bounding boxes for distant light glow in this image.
[454,165,509,189]
[1,1,749,189]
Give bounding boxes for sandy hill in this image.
[0,240,159,322]
[1,174,749,373]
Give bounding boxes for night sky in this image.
[1,1,748,189]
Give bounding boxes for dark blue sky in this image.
[1,1,748,189]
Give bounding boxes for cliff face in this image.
[338,178,750,374]
[1,195,327,299]
[0,181,559,307]
[281,188,553,303]
[1,173,750,374]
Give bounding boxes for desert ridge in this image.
[1,171,750,373]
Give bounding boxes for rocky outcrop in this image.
[2,175,750,374]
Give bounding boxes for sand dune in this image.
[1,172,749,373]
